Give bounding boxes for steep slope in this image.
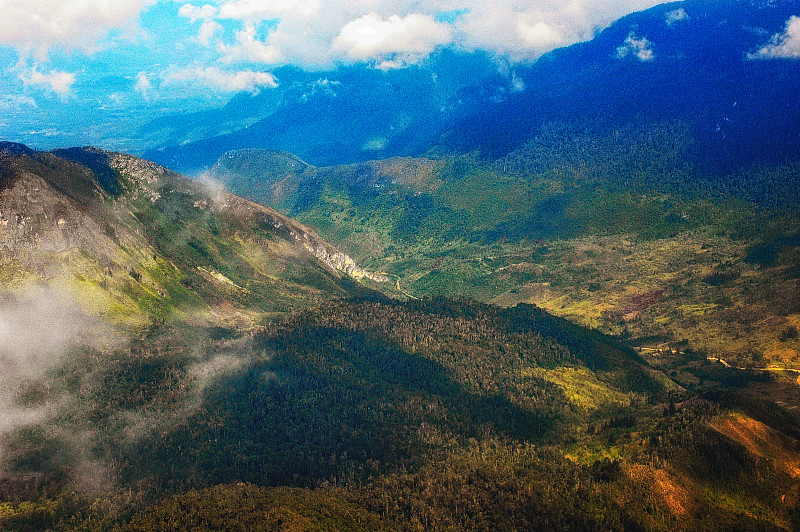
[0,142,382,327]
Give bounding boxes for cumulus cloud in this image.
[19,67,76,96]
[179,3,219,22]
[616,32,655,62]
[173,0,666,69]
[333,13,452,67]
[665,8,689,26]
[218,0,321,20]
[197,20,223,46]
[749,16,800,60]
[517,20,564,49]
[0,0,153,55]
[163,65,278,93]
[217,24,282,63]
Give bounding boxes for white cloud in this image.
[197,20,223,46]
[172,0,668,70]
[218,0,321,20]
[616,32,655,62]
[665,8,689,26]
[20,67,76,96]
[179,3,219,22]
[333,13,452,66]
[517,20,564,49]
[217,23,282,63]
[134,71,152,97]
[0,0,154,55]
[163,65,278,94]
[749,16,800,60]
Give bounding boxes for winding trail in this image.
[707,356,800,378]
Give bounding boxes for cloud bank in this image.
[175,0,667,69]
[0,0,153,56]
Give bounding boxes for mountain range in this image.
[146,0,800,178]
[3,0,800,529]
[3,143,800,530]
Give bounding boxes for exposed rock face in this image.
[104,149,387,283]
[218,193,388,283]
[0,144,384,323]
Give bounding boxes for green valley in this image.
[3,143,800,530]
[207,121,800,369]
[3,0,800,529]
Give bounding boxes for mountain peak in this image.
[0,148,384,325]
[0,141,34,157]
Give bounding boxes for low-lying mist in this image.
[0,291,264,498]
[0,288,104,439]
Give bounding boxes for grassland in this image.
[210,148,800,368]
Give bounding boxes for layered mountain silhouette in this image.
[146,0,800,178]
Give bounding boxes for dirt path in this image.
[707,356,800,376]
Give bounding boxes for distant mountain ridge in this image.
[142,51,504,173]
[145,0,800,177]
[434,0,800,175]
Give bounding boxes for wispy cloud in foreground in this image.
[0,289,99,439]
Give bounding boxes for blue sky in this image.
[0,0,797,151]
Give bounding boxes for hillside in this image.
[0,142,383,329]
[4,294,800,530]
[2,145,799,530]
[206,143,800,370]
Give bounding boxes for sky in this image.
[0,0,798,151]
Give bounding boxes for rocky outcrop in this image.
[217,193,388,283]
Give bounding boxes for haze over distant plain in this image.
[0,0,675,150]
